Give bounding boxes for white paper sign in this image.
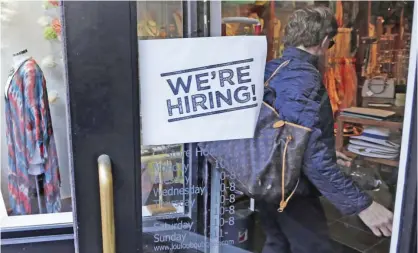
[139,36,267,145]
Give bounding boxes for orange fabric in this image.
[324,58,357,114]
[335,1,344,27]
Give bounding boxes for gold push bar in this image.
[98,154,115,253]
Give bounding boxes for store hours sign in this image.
[139,36,267,145]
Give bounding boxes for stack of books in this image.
[347,126,400,159]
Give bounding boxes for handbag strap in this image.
[264,60,290,86]
[320,91,329,106]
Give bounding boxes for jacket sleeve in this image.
[303,123,373,215]
[23,64,49,164]
[272,67,372,215]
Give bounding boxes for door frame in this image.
[389,2,418,252]
[63,1,211,253]
[62,1,140,253]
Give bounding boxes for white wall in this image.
[0,1,71,210]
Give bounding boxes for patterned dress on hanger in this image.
[5,58,61,215]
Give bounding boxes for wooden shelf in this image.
[342,149,399,167]
[336,114,402,168]
[337,115,403,130]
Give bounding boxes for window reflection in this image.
[137,1,183,40]
[141,144,187,217]
[138,1,188,218]
[222,1,314,60]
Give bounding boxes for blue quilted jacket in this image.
[264,47,372,215]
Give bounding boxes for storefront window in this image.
[221,1,414,252]
[0,0,72,228]
[138,1,415,253]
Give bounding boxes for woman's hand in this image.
[336,151,352,167]
[358,201,393,237]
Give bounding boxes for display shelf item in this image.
[336,113,402,168]
[337,114,403,130]
[342,148,399,167]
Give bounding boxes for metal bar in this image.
[222,17,260,25]
[210,1,222,37]
[1,234,74,245]
[209,167,221,253]
[183,0,198,38]
[98,155,115,253]
[208,2,222,253]
[198,0,210,37]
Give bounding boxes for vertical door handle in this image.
[98,155,115,253]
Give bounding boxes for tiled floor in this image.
[328,221,383,252]
[321,197,391,253]
[251,206,389,253]
[249,195,392,253]
[364,239,391,253]
[330,240,363,253]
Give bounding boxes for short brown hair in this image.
[283,6,338,48]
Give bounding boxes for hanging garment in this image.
[5,58,61,215]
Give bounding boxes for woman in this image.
[259,6,393,253]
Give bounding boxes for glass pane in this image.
[138,1,188,217]
[1,0,72,227]
[221,1,415,253]
[141,144,188,217]
[138,1,415,253]
[137,1,183,40]
[138,2,212,252]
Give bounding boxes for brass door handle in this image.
[98,155,115,253]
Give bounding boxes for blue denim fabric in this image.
[264,47,372,215]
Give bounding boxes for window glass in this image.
[138,1,189,217]
[137,1,183,40]
[141,144,188,217]
[221,1,414,253]
[1,0,72,228]
[138,1,415,253]
[139,2,219,252]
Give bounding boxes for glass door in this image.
[57,1,417,253]
[61,1,212,253]
[216,1,417,253]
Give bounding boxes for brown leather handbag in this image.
[198,61,315,212]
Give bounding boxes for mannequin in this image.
[4,49,61,215]
[6,50,43,212]
[5,49,31,99]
